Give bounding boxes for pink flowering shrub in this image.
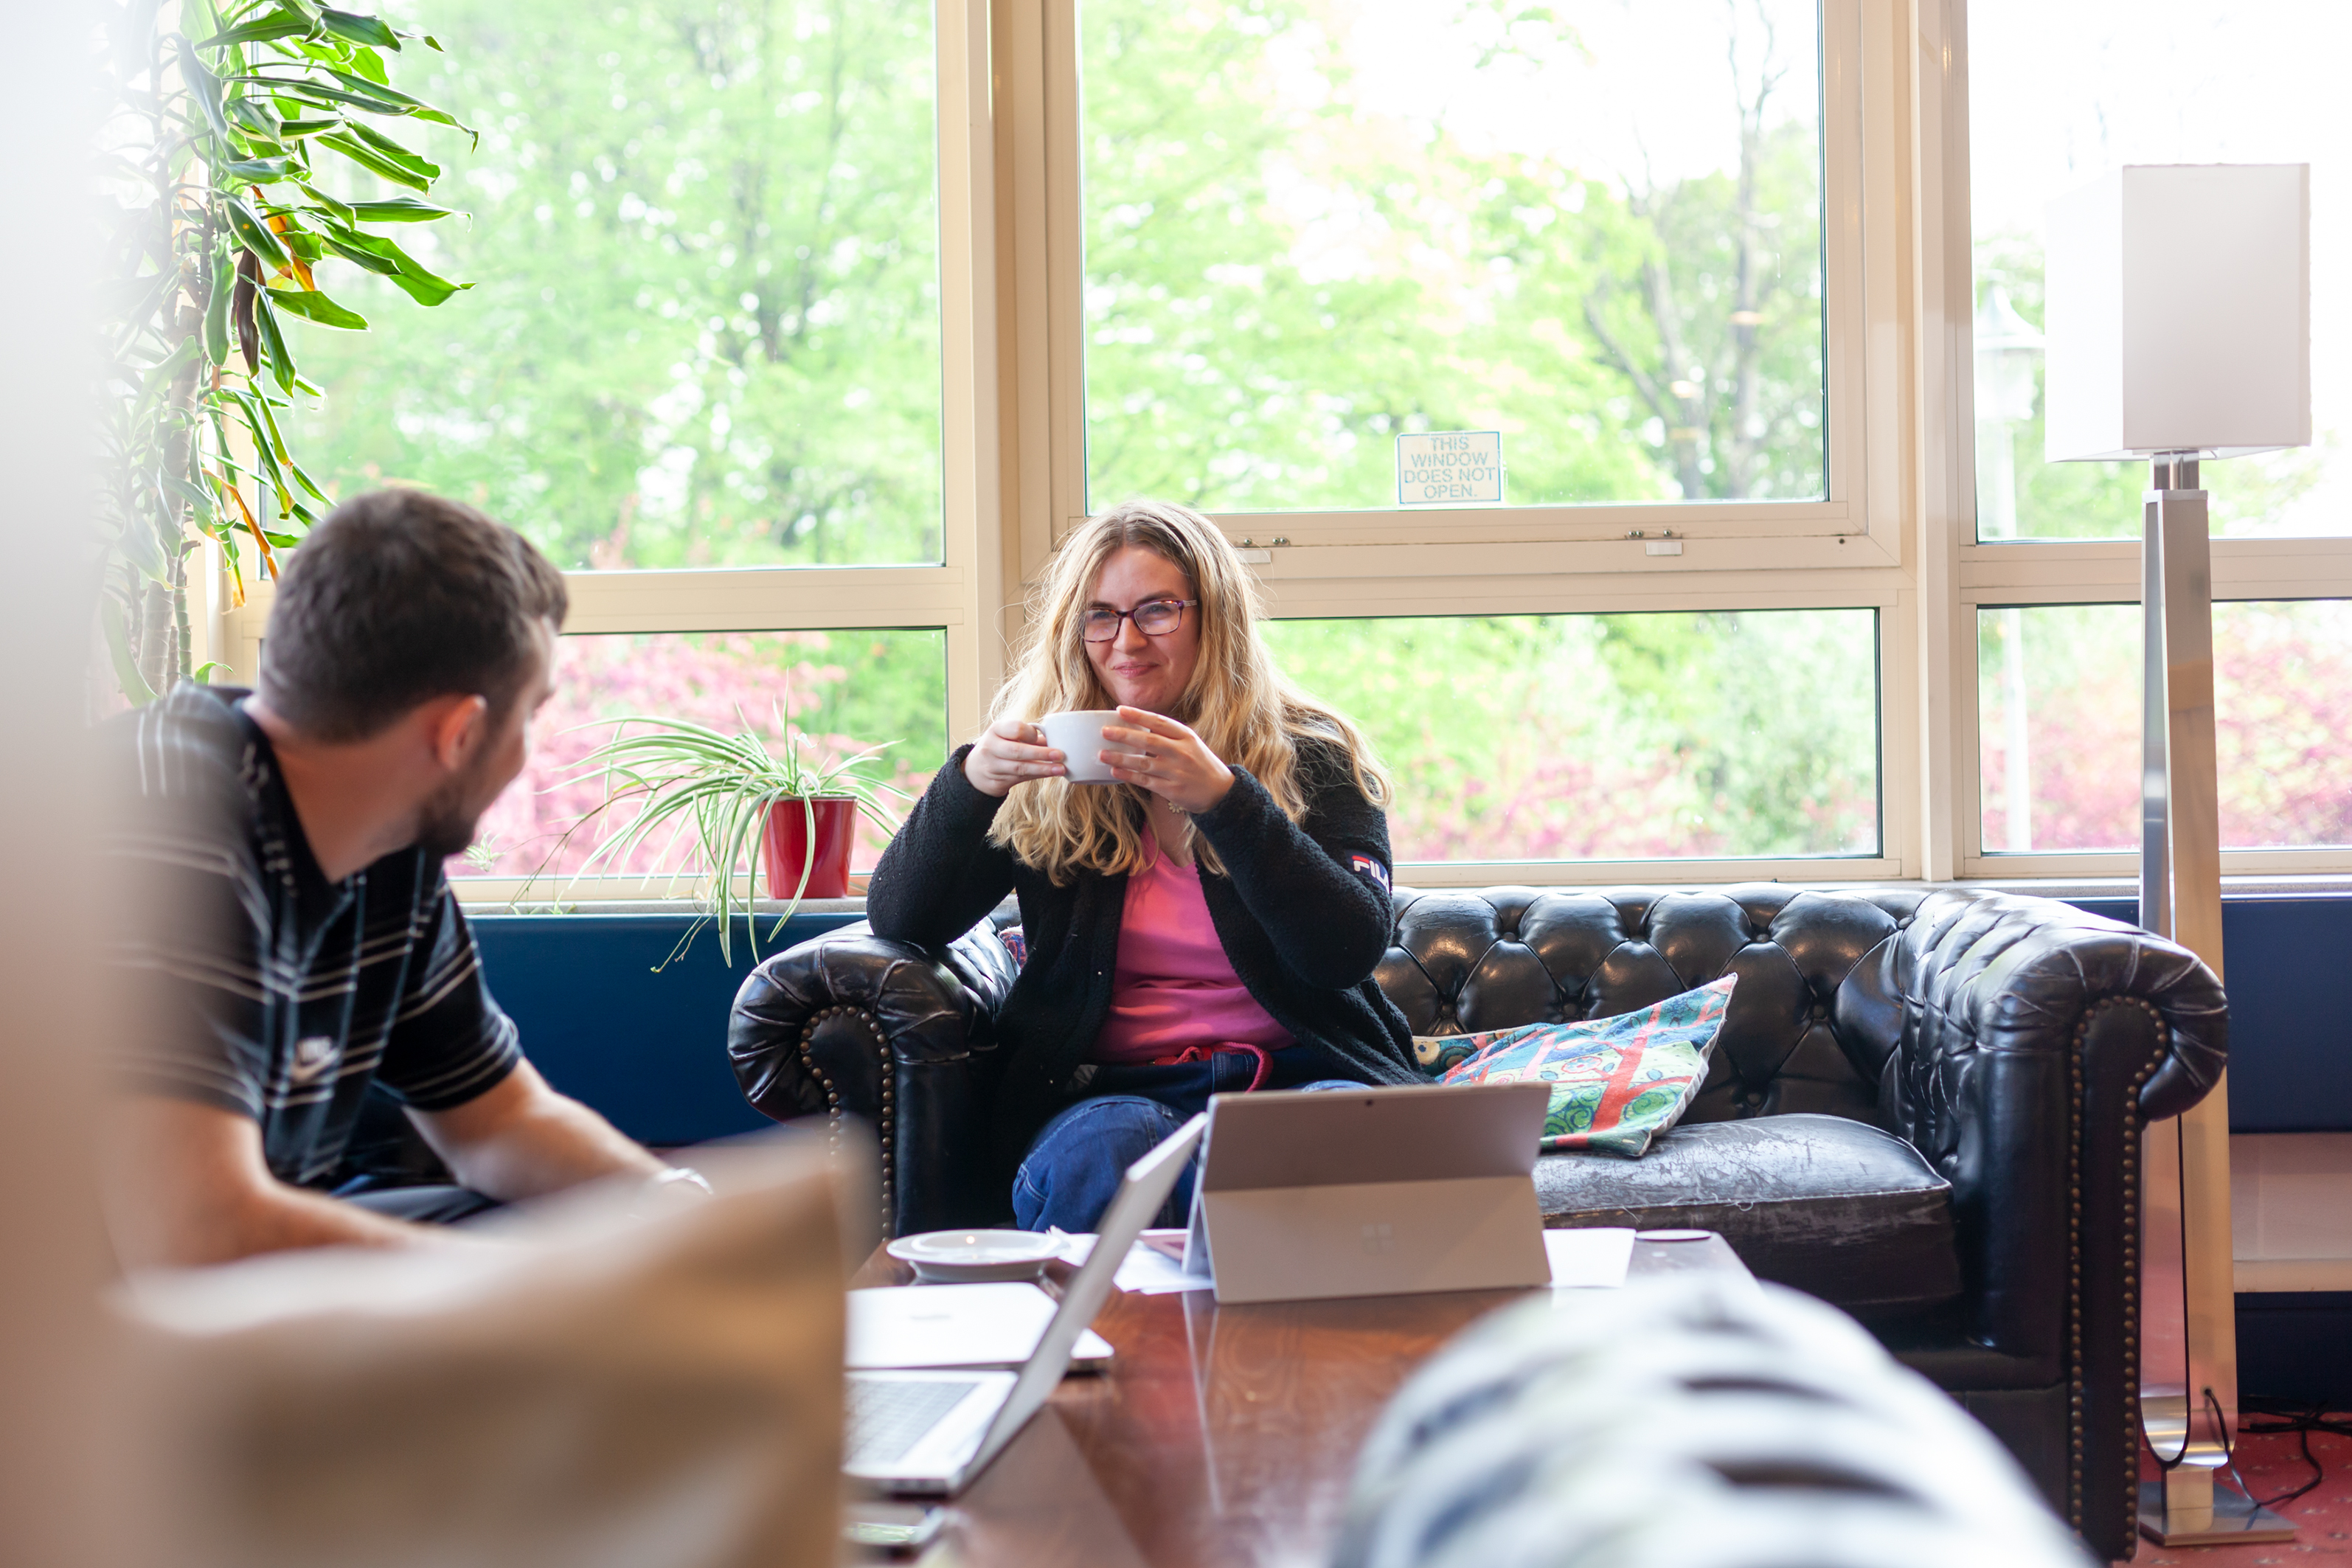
[1387,740,1704,863]
[461,631,937,889]
[1980,601,2352,853]
[2213,602,2352,848]
[1269,612,1881,865]
[1385,735,1879,864]
[1388,732,1752,862]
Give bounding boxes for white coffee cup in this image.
[1038,710,1123,784]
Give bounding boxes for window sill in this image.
[455,871,2352,917]
[460,892,869,917]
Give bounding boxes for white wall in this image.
[0,0,125,1562]
[2232,1133,2352,1291]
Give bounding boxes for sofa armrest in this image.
[1845,887,2225,1553]
[1855,889,2228,1350]
[1882,892,2224,1122]
[728,917,1019,1236]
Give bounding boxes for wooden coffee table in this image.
[854,1232,1749,1567]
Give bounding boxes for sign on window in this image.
[1397,431,1505,505]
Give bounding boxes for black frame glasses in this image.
[1080,598,1198,642]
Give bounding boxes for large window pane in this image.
[2211,600,2352,849]
[462,628,947,884]
[1977,601,2352,852]
[1261,610,1879,862]
[285,1,944,570]
[1080,0,1825,515]
[1974,605,2137,852]
[1968,2,2352,541]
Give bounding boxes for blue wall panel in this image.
[472,912,861,1147]
[2238,1292,2352,1409]
[473,892,2352,1145]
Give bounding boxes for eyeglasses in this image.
[1080,598,1197,642]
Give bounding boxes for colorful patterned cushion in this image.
[1416,975,1737,1157]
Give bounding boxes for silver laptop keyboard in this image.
[846,1377,985,1466]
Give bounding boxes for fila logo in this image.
[1350,854,1391,892]
[290,1035,336,1085]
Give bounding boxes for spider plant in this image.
[545,713,908,965]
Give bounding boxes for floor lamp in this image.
[2043,162,2311,1547]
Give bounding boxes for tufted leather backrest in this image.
[1377,884,1930,1128]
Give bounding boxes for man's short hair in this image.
[258,490,569,742]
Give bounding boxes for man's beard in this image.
[415,763,491,860]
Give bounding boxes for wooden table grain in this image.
[853,1246,1653,1567]
[853,1235,1749,1567]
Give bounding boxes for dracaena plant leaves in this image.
[98,0,473,704]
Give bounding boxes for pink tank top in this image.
[1090,847,1296,1066]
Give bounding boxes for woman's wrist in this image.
[1187,762,1259,831]
[960,745,1004,799]
[1184,763,1235,815]
[945,744,1011,816]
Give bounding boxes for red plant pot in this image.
[761,796,858,901]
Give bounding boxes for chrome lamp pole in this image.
[2133,448,2287,1543]
[2042,162,2310,1550]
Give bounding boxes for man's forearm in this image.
[111,1168,450,1269]
[103,1096,459,1269]
[220,1183,453,1257]
[427,1080,666,1203]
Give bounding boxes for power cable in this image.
[2236,1395,2352,1513]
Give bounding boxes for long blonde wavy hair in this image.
[989,499,1390,884]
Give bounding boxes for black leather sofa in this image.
[729,883,2226,1561]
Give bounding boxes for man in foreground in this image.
[103,490,694,1268]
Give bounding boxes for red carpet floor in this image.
[2123,1420,2352,1565]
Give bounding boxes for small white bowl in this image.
[1038,710,1123,784]
[886,1229,1064,1283]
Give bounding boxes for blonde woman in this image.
[867,500,1421,1231]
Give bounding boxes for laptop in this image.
[1180,1080,1551,1305]
[843,1112,1207,1495]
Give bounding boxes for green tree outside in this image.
[1079,0,1825,511]
[1266,610,1878,861]
[281,0,1871,865]
[284,0,943,571]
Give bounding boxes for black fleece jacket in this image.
[867,739,1422,1178]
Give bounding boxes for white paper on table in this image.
[1045,1228,1209,1293]
[1113,1239,1214,1295]
[1544,1227,1635,1289]
[1069,1227,1628,1294]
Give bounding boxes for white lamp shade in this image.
[2044,164,2310,462]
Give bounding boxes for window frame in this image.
[204,0,1010,907]
[182,0,2352,904]
[999,0,1922,887]
[1040,0,1899,569]
[1938,0,2352,879]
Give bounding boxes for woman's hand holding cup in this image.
[1100,707,1234,815]
[964,707,1232,814]
[963,716,1067,799]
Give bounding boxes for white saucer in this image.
[886,1229,1064,1283]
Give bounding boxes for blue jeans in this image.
[1011,1046,1363,1233]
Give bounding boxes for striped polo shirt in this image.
[105,682,521,1188]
